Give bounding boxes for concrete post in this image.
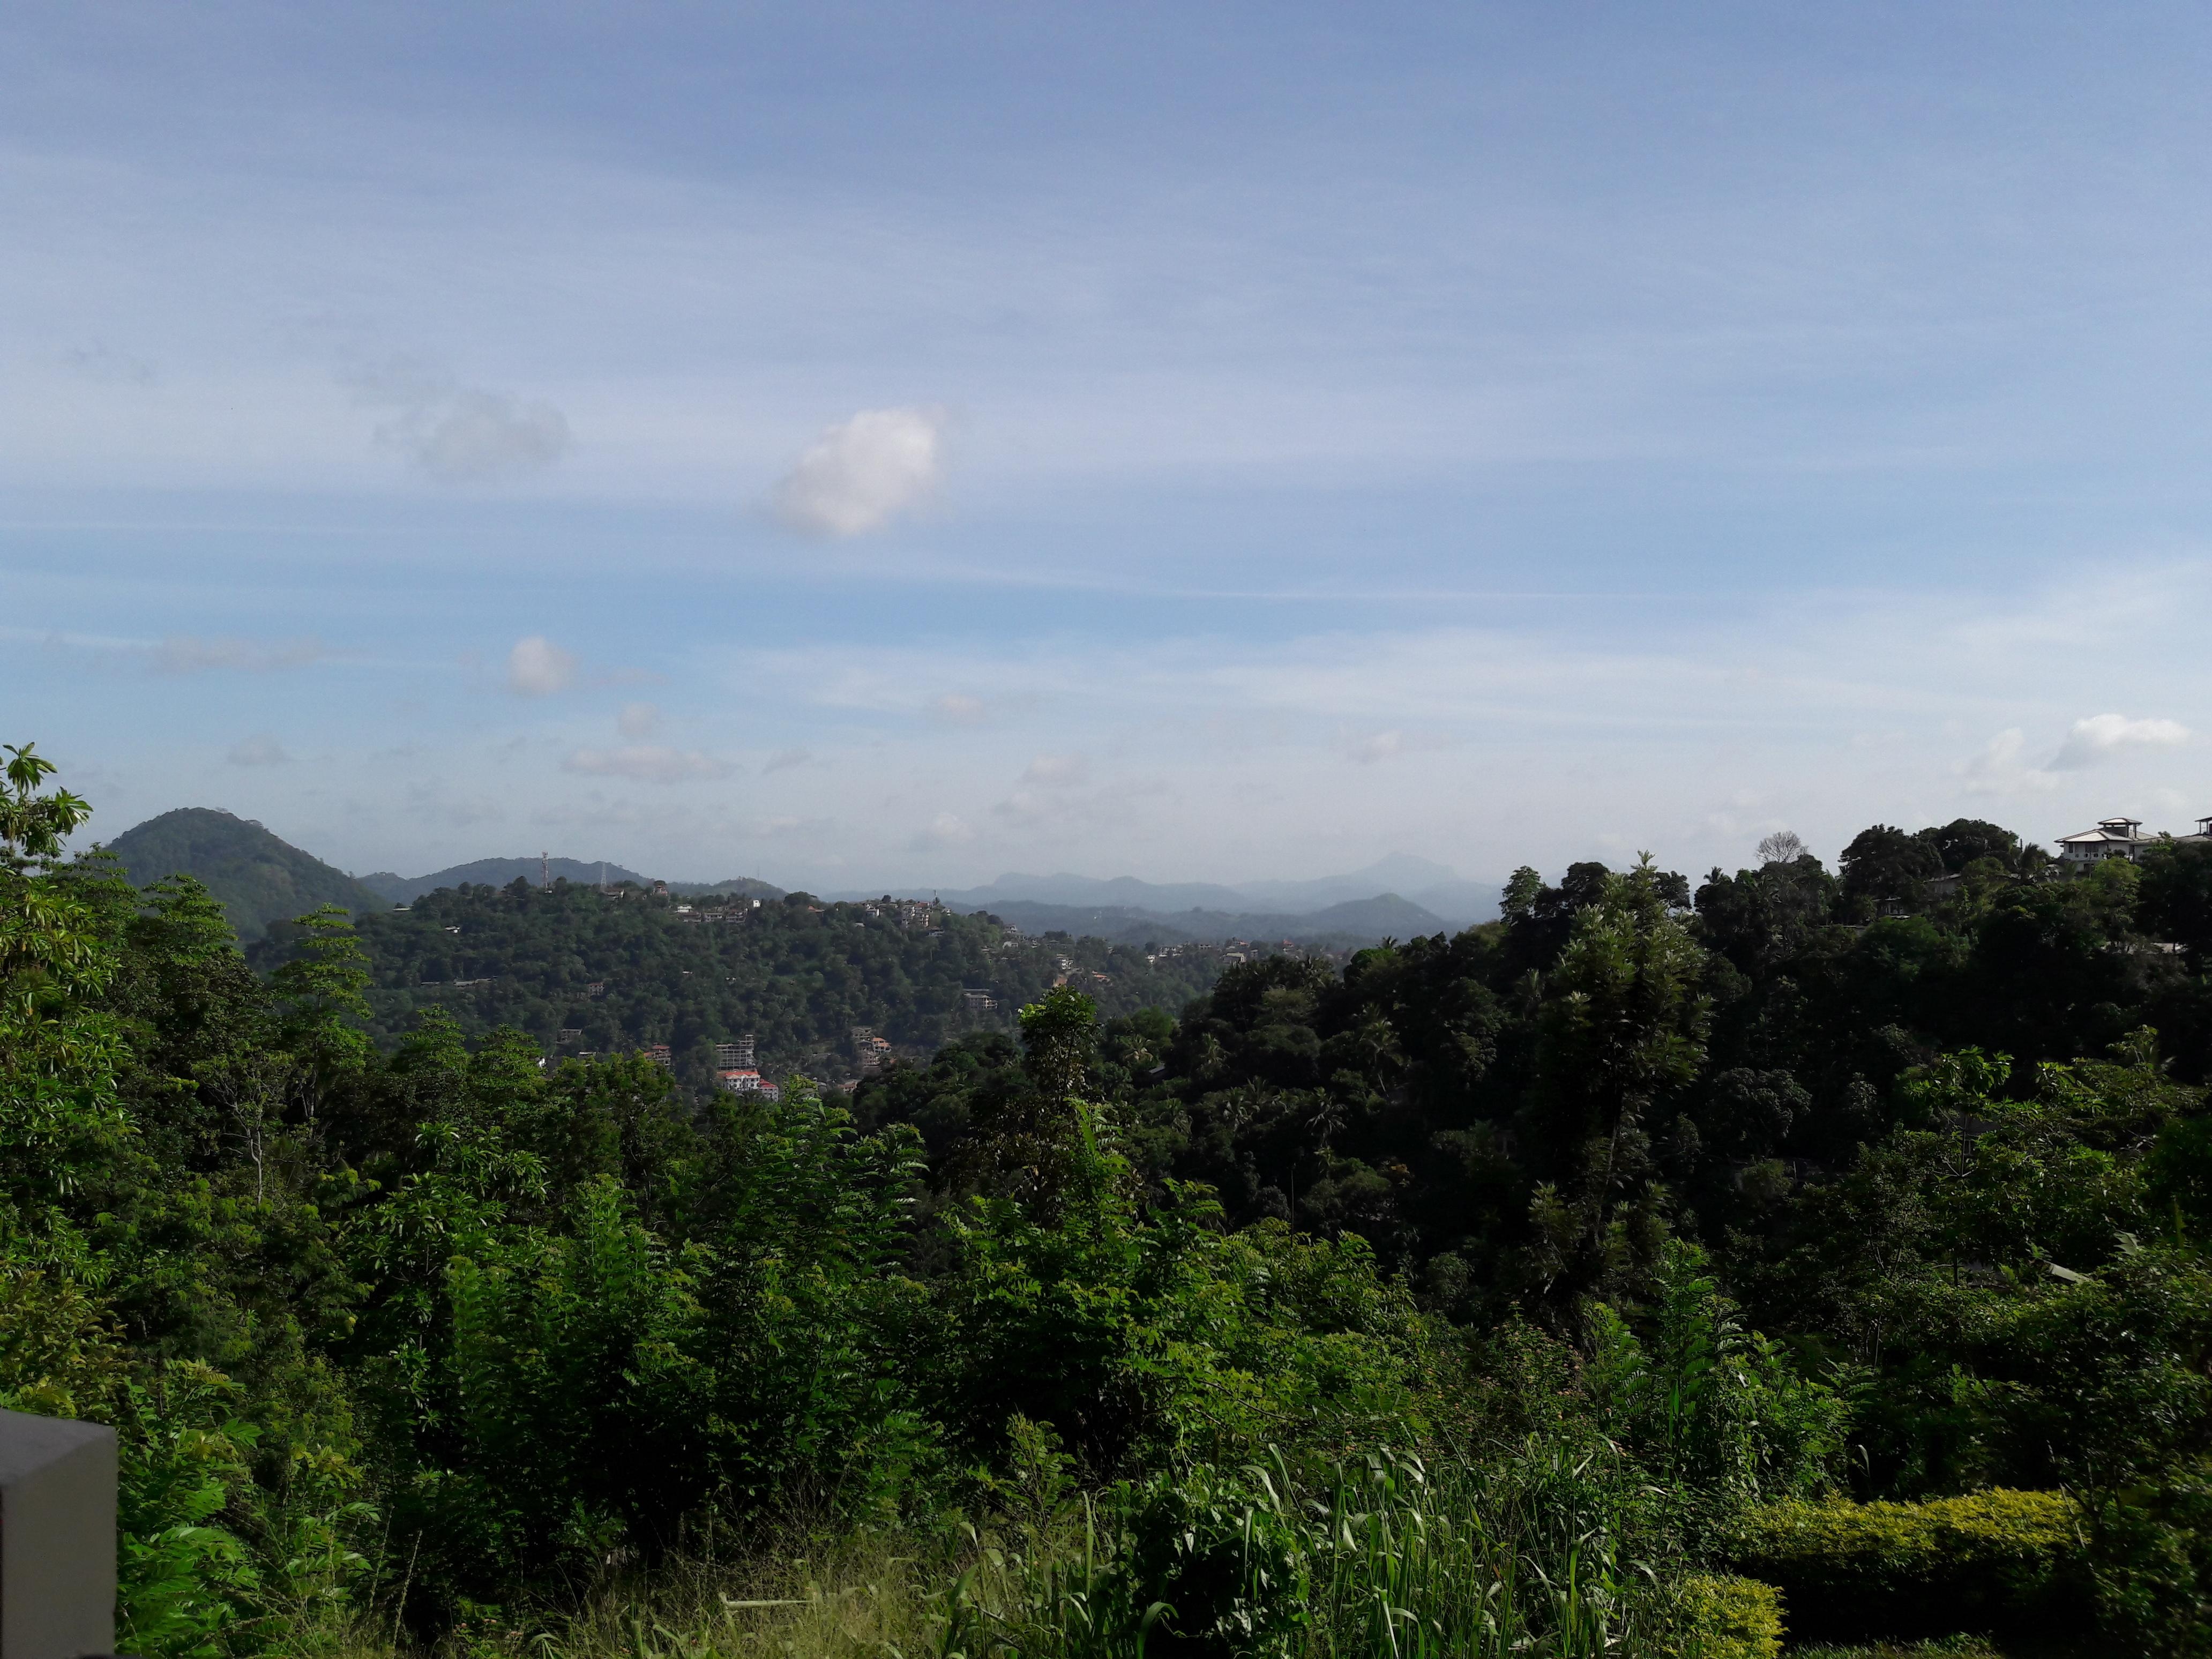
[0,1409,117,1659]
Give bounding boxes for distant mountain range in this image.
[102,808,1499,948]
[863,855,1503,930]
[107,809,389,941]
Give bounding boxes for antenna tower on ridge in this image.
[541,850,550,888]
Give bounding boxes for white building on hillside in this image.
[2056,817,2152,870]
[2055,816,2212,874]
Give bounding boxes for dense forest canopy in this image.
[8,744,2212,1658]
[306,879,1227,1087]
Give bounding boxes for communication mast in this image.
[541,850,550,888]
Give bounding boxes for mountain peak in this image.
[106,808,388,941]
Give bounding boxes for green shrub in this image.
[1117,1458,1310,1659]
[1673,1574,1783,1659]
[1737,1489,2087,1643]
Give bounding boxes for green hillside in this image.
[360,856,661,902]
[309,879,1226,1084]
[18,745,2212,1657]
[104,807,388,941]
[966,890,1449,946]
[360,860,785,903]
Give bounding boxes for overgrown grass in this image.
[320,1439,1679,1659]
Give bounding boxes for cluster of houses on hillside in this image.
[1146,937,1351,967]
[711,1036,782,1099]
[673,898,764,922]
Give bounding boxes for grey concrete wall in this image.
[0,1409,118,1659]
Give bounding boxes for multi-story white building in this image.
[2055,816,2212,873]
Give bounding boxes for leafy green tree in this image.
[1522,857,1709,1312]
[2140,837,2212,967]
[1586,1241,1846,1546]
[0,741,92,872]
[1839,824,1944,917]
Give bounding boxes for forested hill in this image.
[951,891,1449,947]
[860,818,2212,1304]
[360,856,659,902]
[106,806,386,940]
[20,739,2212,1654]
[312,879,1227,1085]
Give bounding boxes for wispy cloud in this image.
[617,701,661,738]
[507,636,577,696]
[152,636,324,674]
[2050,713,2191,769]
[929,692,989,725]
[227,733,290,766]
[405,779,510,828]
[772,407,945,537]
[909,811,976,851]
[349,358,570,484]
[1020,752,1087,785]
[764,748,812,773]
[1957,728,2060,794]
[1961,714,2191,794]
[562,745,733,783]
[58,342,156,385]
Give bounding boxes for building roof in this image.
[2057,817,2148,847]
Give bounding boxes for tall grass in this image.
[1307,1444,1662,1659]
[399,1439,1675,1659]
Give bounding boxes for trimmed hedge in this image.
[1676,1574,1784,1658]
[1736,1489,2088,1643]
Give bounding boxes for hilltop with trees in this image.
[9,744,2212,1659]
[107,806,388,941]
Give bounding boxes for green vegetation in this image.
[956,892,1452,950]
[12,751,2212,1657]
[108,807,388,941]
[1740,1492,2085,1644]
[317,880,1227,1083]
[1678,1576,1784,1658]
[360,859,660,905]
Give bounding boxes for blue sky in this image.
[6,2,2212,889]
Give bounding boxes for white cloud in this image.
[562,745,733,784]
[1961,714,2192,794]
[617,700,661,738]
[772,406,945,537]
[153,636,323,674]
[930,692,989,725]
[910,811,976,850]
[1349,730,1406,764]
[1021,752,1087,785]
[227,733,289,766]
[1957,727,2046,794]
[353,360,571,484]
[2050,713,2191,770]
[764,748,812,773]
[507,635,577,696]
